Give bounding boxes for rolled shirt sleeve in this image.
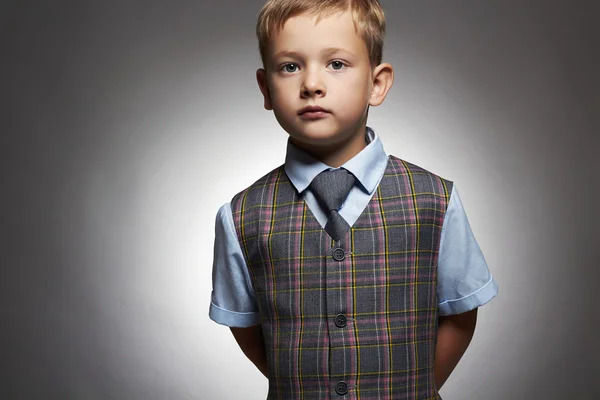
[437,186,499,316]
[209,203,261,327]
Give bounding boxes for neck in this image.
[292,126,368,168]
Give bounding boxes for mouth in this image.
[298,106,330,119]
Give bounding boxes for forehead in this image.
[269,10,367,57]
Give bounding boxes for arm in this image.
[230,325,269,378]
[209,204,267,376]
[434,186,498,388]
[434,308,478,390]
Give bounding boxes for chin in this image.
[288,128,346,146]
[276,112,361,146]
[286,120,341,140]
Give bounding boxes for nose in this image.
[301,67,325,98]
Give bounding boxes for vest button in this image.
[334,314,347,328]
[335,381,348,395]
[332,248,345,261]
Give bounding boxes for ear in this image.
[369,63,394,107]
[256,68,273,110]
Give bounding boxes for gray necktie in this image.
[310,168,356,241]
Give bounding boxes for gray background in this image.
[2,0,598,399]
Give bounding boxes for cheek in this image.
[269,91,296,121]
[270,82,296,106]
[340,71,370,91]
[339,77,371,106]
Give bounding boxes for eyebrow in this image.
[274,47,354,59]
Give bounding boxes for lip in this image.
[298,105,330,115]
[298,106,331,120]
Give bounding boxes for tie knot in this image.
[310,168,356,212]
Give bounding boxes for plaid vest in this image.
[231,156,453,399]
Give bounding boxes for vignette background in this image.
[2,0,597,398]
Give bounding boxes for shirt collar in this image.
[284,126,388,195]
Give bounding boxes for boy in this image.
[209,0,498,398]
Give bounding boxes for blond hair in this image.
[256,0,386,70]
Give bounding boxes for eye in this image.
[329,60,346,70]
[281,63,299,73]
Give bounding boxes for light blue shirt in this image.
[210,127,498,327]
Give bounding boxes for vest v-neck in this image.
[290,156,392,243]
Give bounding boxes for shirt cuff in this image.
[209,302,261,327]
[438,275,499,316]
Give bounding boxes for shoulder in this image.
[387,155,451,182]
[230,164,287,211]
[387,155,454,196]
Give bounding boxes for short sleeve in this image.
[437,186,499,316]
[209,203,261,327]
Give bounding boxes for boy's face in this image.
[257,10,392,153]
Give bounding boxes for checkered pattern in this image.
[231,156,453,399]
